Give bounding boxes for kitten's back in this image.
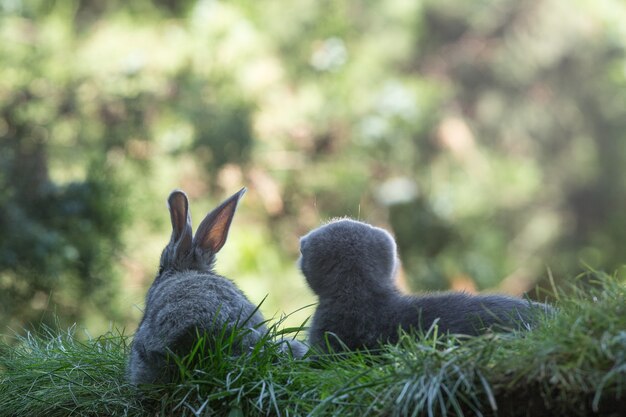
[398,292,536,335]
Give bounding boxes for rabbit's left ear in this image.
[193,188,246,255]
[167,190,193,259]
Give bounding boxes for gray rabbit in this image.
[299,218,549,352]
[128,188,305,385]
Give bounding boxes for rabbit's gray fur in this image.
[299,218,549,352]
[128,189,305,385]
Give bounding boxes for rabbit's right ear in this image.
[192,188,246,257]
[167,190,193,259]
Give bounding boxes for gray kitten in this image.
[128,188,305,385]
[299,219,548,352]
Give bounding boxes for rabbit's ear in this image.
[193,188,246,255]
[167,190,193,258]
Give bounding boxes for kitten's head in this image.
[299,219,398,297]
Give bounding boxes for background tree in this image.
[1,0,625,334]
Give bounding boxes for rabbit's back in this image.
[146,271,265,345]
[128,272,265,385]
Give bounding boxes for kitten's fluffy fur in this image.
[299,219,546,352]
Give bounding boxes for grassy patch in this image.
[1,273,625,416]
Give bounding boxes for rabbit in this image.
[298,218,550,353]
[128,188,306,385]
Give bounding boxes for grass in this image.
[1,272,625,417]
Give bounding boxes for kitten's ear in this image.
[193,188,246,255]
[167,190,193,259]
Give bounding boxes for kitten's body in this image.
[309,288,536,351]
[300,219,546,352]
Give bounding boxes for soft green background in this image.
[1,0,625,336]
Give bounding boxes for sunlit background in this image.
[1,0,626,337]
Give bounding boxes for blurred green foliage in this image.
[1,0,625,332]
